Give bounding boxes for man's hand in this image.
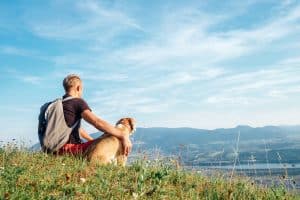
[79,128,94,141]
[122,136,132,156]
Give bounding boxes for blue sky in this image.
[0,0,300,144]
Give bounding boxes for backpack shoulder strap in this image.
[71,120,80,129]
[62,96,80,129]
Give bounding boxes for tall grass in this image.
[0,144,299,200]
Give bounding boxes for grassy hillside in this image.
[0,146,299,199]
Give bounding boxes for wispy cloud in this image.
[77,0,143,31]
[1,0,300,138]
[27,0,143,41]
[52,68,128,82]
[3,68,43,85]
[88,89,171,117]
[115,4,300,68]
[26,1,300,111]
[21,75,43,84]
[0,46,36,57]
[204,60,300,106]
[0,45,50,63]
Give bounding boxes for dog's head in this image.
[116,117,136,135]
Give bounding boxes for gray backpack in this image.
[38,97,79,153]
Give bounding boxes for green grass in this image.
[0,145,299,200]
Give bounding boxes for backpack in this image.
[38,97,79,153]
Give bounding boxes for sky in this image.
[0,0,300,144]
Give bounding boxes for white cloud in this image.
[268,86,300,98]
[3,67,43,85]
[4,0,300,135]
[205,96,252,105]
[112,4,300,69]
[28,0,143,41]
[21,75,43,84]
[223,67,300,92]
[203,58,300,107]
[77,0,143,31]
[0,46,36,57]
[225,5,300,42]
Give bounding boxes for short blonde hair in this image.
[63,74,82,92]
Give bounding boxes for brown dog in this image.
[84,118,136,166]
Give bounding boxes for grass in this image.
[0,145,299,200]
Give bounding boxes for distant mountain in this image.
[90,125,299,148]
[32,125,300,165]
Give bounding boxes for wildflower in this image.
[132,192,138,199]
[80,178,86,183]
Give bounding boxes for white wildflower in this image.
[132,192,138,199]
[80,178,86,183]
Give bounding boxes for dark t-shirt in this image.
[62,94,91,144]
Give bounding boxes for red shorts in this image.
[58,140,94,156]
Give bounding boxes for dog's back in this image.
[84,117,136,166]
[85,135,122,165]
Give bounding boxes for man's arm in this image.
[79,128,94,141]
[81,109,132,156]
[81,110,126,139]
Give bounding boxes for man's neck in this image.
[65,91,79,98]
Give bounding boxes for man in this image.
[58,74,132,156]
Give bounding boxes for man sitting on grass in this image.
[56,74,132,156]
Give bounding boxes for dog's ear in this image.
[115,118,124,126]
[128,118,136,132]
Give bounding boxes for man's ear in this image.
[76,85,81,92]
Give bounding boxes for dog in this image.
[84,117,136,166]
